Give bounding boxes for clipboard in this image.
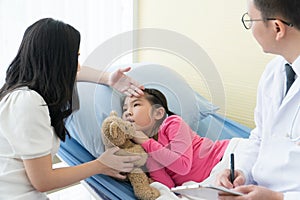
[171,183,244,200]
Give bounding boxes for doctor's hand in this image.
[97,147,141,179]
[216,169,245,189]
[109,67,144,97]
[218,185,283,200]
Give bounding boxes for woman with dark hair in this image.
[0,18,142,199]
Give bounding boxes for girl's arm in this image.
[141,117,194,175]
[23,147,140,192]
[132,131,176,187]
[77,66,144,96]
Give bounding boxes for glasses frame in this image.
[241,12,293,30]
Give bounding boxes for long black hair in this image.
[0,18,80,141]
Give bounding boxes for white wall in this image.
[136,0,275,128]
[0,0,274,128]
[0,0,133,86]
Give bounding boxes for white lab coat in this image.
[236,55,300,200]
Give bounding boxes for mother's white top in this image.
[0,87,60,200]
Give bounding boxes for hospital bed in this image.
[58,63,251,200]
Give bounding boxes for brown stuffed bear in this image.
[101,111,160,200]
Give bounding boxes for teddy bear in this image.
[101,111,161,200]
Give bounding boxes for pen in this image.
[230,153,235,183]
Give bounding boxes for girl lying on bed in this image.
[122,88,243,189]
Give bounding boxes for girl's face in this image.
[122,96,157,136]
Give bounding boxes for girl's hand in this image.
[108,67,144,97]
[97,147,141,179]
[132,131,149,144]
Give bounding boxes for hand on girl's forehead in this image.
[124,96,145,106]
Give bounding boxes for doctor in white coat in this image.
[217,0,300,200]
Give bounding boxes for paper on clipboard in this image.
[171,183,244,200]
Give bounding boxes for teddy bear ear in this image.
[110,110,118,117]
[109,121,120,139]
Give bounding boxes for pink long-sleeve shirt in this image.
[141,115,229,188]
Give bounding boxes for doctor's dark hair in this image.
[0,18,80,141]
[254,0,300,30]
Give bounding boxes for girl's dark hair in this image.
[254,0,300,30]
[143,88,175,117]
[0,18,80,141]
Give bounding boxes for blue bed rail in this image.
[58,137,136,200]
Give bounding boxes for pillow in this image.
[65,63,219,157]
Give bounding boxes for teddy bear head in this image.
[101,111,136,148]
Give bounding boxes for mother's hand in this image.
[97,147,141,179]
[109,67,144,97]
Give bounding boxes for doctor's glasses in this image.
[241,12,293,30]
